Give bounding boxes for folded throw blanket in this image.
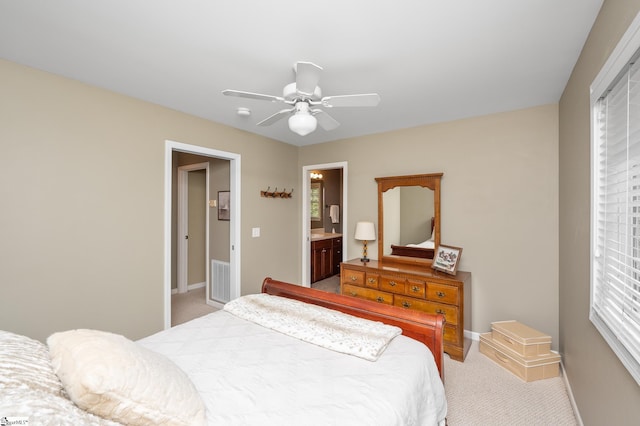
[224,293,402,361]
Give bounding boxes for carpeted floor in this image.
[444,342,578,425]
[311,274,341,293]
[171,286,218,326]
[173,278,580,425]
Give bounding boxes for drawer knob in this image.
[411,286,420,292]
[436,291,446,298]
[435,309,446,318]
[368,278,376,284]
[402,301,411,308]
[350,276,357,281]
[376,297,384,303]
[389,281,397,287]
[349,291,357,297]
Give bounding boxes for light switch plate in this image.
[252,227,260,238]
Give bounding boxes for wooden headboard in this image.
[261,277,445,380]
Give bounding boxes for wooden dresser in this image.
[341,258,471,361]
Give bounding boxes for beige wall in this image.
[208,158,231,263]
[559,1,640,424]
[0,59,300,342]
[299,104,560,345]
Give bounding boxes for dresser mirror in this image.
[375,173,442,266]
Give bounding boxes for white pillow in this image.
[47,329,206,426]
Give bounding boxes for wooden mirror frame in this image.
[375,173,442,267]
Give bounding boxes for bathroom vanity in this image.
[311,233,342,283]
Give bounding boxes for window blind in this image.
[592,58,640,385]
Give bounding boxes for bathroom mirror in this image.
[376,173,442,266]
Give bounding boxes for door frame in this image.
[177,162,209,295]
[301,161,348,287]
[164,140,241,329]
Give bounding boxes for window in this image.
[591,13,640,385]
[310,182,323,222]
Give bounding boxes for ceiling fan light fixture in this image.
[223,61,380,136]
[289,113,317,136]
[288,103,317,136]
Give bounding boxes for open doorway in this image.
[301,162,348,287]
[164,140,241,330]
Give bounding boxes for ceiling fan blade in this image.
[256,108,295,126]
[312,109,340,131]
[295,62,322,96]
[321,93,381,108]
[222,89,284,103]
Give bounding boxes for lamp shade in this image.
[288,103,317,136]
[354,221,376,241]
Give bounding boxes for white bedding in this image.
[137,307,447,426]
[223,293,402,361]
[407,239,435,249]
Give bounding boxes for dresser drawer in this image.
[342,270,365,286]
[343,284,393,305]
[379,275,406,293]
[405,279,426,298]
[426,283,459,305]
[394,296,459,326]
[364,273,379,288]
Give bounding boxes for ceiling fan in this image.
[222,61,381,136]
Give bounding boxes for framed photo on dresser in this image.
[432,244,462,275]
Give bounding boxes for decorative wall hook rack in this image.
[260,187,293,199]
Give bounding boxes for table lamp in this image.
[354,221,376,263]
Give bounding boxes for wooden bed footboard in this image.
[261,277,445,380]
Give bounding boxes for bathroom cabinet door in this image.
[311,239,333,283]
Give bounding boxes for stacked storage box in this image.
[479,320,560,382]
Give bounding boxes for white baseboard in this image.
[206,299,225,310]
[560,360,584,426]
[171,281,206,295]
[465,329,481,341]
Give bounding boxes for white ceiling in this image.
[0,1,603,147]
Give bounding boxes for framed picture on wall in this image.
[218,191,230,221]
[432,244,462,275]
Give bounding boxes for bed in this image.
[391,241,435,259]
[390,217,436,259]
[0,277,447,426]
